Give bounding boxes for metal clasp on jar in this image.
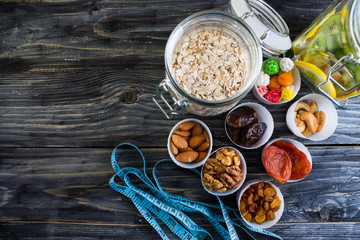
[318,53,360,107]
[152,79,188,119]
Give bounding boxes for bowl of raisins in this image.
[236,179,284,229]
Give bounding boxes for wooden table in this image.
[1,0,359,239]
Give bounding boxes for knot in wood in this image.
[122,88,137,104]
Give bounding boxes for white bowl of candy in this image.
[253,58,301,105]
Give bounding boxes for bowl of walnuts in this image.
[237,179,284,229]
[201,146,247,196]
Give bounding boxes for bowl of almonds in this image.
[201,147,247,196]
[168,118,213,169]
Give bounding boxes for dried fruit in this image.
[240,182,281,225]
[263,146,292,184]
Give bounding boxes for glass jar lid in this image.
[228,0,292,57]
[351,0,360,55]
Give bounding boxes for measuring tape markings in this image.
[110,143,283,240]
[110,178,201,240]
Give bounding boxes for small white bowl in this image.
[261,138,312,183]
[168,118,213,169]
[253,59,301,105]
[286,93,338,141]
[201,146,247,196]
[225,102,274,149]
[236,179,284,229]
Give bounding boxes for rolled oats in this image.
[172,30,247,101]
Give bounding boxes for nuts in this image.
[176,151,199,163]
[170,121,210,163]
[294,101,326,137]
[202,148,243,192]
[172,30,247,101]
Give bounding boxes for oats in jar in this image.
[172,30,247,101]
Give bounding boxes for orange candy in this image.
[268,75,281,90]
[277,72,294,87]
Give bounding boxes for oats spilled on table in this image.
[172,30,247,101]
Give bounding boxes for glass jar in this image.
[153,0,291,119]
[292,0,360,107]
[153,10,262,119]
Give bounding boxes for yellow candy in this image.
[281,88,294,101]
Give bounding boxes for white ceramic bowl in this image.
[236,179,284,229]
[201,146,247,196]
[262,138,312,183]
[286,93,338,141]
[253,58,301,105]
[225,102,274,149]
[168,118,213,169]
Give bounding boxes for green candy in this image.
[263,59,280,75]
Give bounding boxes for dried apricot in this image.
[277,72,293,87]
[263,146,292,184]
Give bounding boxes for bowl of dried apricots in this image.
[237,179,284,229]
[253,58,301,105]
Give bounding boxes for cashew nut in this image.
[295,117,306,132]
[314,111,326,132]
[295,101,311,112]
[300,111,319,133]
[309,101,318,113]
[302,128,313,137]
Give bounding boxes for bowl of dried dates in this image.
[168,118,213,169]
[201,147,247,196]
[237,179,284,229]
[262,138,312,184]
[225,102,274,149]
[286,93,338,141]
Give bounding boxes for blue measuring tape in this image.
[109,143,283,240]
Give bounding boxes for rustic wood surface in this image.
[0,0,359,239]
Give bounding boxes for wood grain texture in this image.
[0,147,359,239]
[0,0,333,73]
[0,71,359,147]
[1,0,359,239]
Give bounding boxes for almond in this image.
[194,151,208,162]
[189,134,205,148]
[170,140,178,155]
[203,129,210,142]
[196,141,210,152]
[176,151,199,163]
[171,135,188,150]
[180,147,194,152]
[178,121,196,131]
[173,130,191,137]
[192,123,203,136]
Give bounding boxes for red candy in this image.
[258,86,269,96]
[265,89,282,103]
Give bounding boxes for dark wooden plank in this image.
[1,222,359,240]
[0,71,359,147]
[0,147,359,222]
[0,147,359,239]
[0,0,334,73]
